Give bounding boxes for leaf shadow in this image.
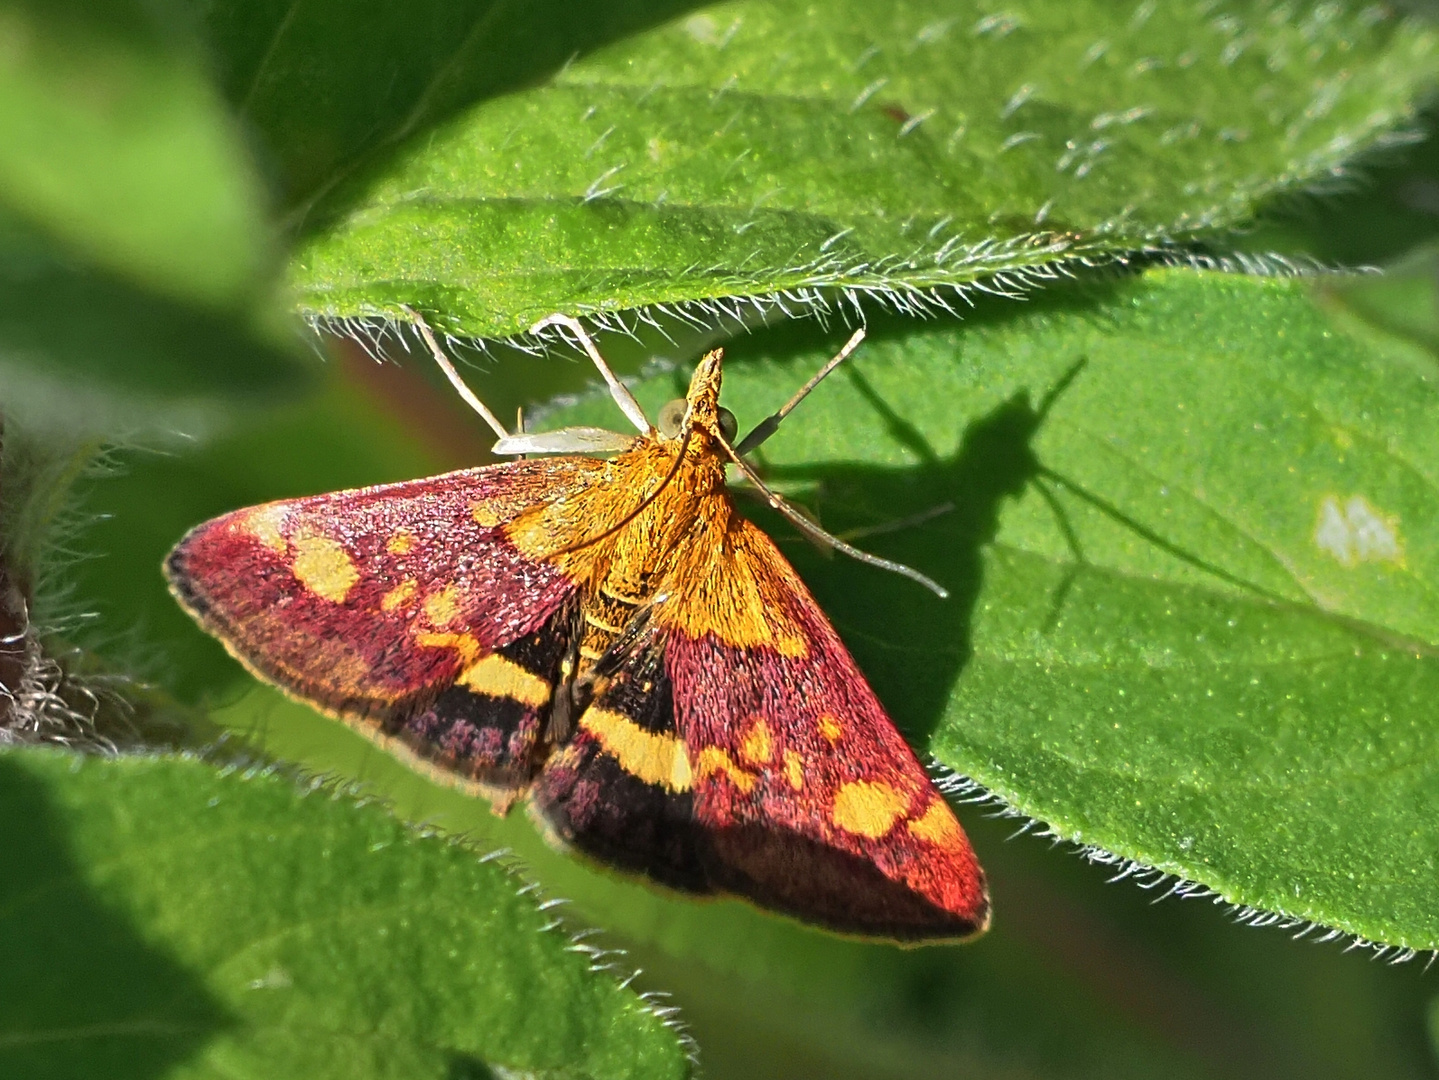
[752,357,1086,747]
[0,755,233,1078]
[444,1051,502,1080]
[229,0,718,232]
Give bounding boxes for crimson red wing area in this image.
[665,522,990,940]
[165,458,600,719]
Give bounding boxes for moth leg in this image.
[492,427,635,457]
[399,304,510,441]
[835,501,956,541]
[719,429,950,599]
[530,313,652,436]
[546,606,587,746]
[549,594,656,745]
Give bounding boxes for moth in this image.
[166,312,989,942]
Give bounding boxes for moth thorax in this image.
[657,398,737,442]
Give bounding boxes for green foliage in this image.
[288,0,1437,337]
[0,0,310,437]
[520,267,1439,950]
[0,748,687,1080]
[5,0,1439,1075]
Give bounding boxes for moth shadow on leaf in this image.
[748,358,1086,749]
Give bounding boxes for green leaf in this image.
[0,3,313,436]
[0,747,689,1080]
[547,265,1434,950]
[0,0,273,308]
[0,209,312,437]
[288,0,1438,339]
[1322,241,1439,359]
[65,270,1439,1075]
[200,0,707,223]
[194,689,1439,1080]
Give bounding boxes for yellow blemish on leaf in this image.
[784,750,804,791]
[415,632,481,667]
[832,780,909,839]
[907,800,963,848]
[458,654,552,708]
[472,504,502,527]
[386,530,416,555]
[581,708,693,792]
[693,746,757,794]
[740,716,773,765]
[241,505,289,554]
[1314,495,1404,568]
[817,713,843,744]
[424,584,463,627]
[380,579,418,612]
[291,535,358,603]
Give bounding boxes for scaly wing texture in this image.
[534,632,709,890]
[537,500,988,941]
[665,515,989,939]
[166,458,601,786]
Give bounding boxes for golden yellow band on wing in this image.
[415,631,482,667]
[692,746,758,794]
[580,707,694,792]
[457,653,552,708]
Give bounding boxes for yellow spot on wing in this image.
[386,530,416,555]
[472,504,502,527]
[907,800,963,848]
[424,584,462,627]
[817,714,843,743]
[740,716,773,765]
[458,654,552,708]
[783,750,804,791]
[416,632,481,667]
[581,708,693,792]
[241,505,289,554]
[693,746,757,794]
[291,535,358,603]
[832,780,908,839]
[380,579,418,612]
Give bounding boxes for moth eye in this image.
[657,399,687,438]
[717,407,738,443]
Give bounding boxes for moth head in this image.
[657,348,736,443]
[657,398,737,442]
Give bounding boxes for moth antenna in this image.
[399,305,510,441]
[716,430,949,599]
[735,328,866,455]
[530,313,652,436]
[551,427,694,558]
